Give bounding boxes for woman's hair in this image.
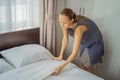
[60,8,87,22]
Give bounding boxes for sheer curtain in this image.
[0,0,41,33]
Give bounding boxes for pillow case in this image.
[0,58,14,74]
[0,44,53,68]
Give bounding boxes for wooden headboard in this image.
[0,27,40,58]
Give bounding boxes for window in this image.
[0,0,42,33]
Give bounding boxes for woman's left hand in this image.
[52,65,63,75]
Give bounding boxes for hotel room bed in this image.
[0,28,104,80]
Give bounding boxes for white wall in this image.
[99,0,120,79]
[56,0,66,55]
[65,0,120,80]
[66,0,95,18]
[39,0,44,45]
[92,0,120,80]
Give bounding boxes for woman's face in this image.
[59,14,73,29]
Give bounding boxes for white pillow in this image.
[0,44,53,68]
[0,58,14,74]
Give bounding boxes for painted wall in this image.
[65,0,120,80]
[94,0,120,80]
[56,0,66,55]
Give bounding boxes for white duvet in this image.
[0,59,104,80]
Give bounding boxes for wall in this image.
[66,0,95,18]
[91,0,120,80]
[39,0,44,45]
[95,0,120,80]
[65,0,120,80]
[56,0,66,55]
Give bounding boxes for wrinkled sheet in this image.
[0,59,104,80]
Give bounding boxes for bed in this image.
[0,27,104,80]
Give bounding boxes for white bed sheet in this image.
[0,59,104,80]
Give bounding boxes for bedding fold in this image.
[0,59,63,80]
[0,59,104,80]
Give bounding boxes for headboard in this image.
[0,27,40,58]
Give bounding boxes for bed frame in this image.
[0,27,40,58]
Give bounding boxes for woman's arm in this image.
[59,26,68,59]
[52,26,68,60]
[60,25,87,68]
[52,25,87,75]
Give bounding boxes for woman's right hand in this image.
[52,56,62,61]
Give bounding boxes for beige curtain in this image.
[43,0,57,56]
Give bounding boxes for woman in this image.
[52,8,104,75]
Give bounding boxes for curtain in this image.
[0,0,41,33]
[43,0,57,55]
